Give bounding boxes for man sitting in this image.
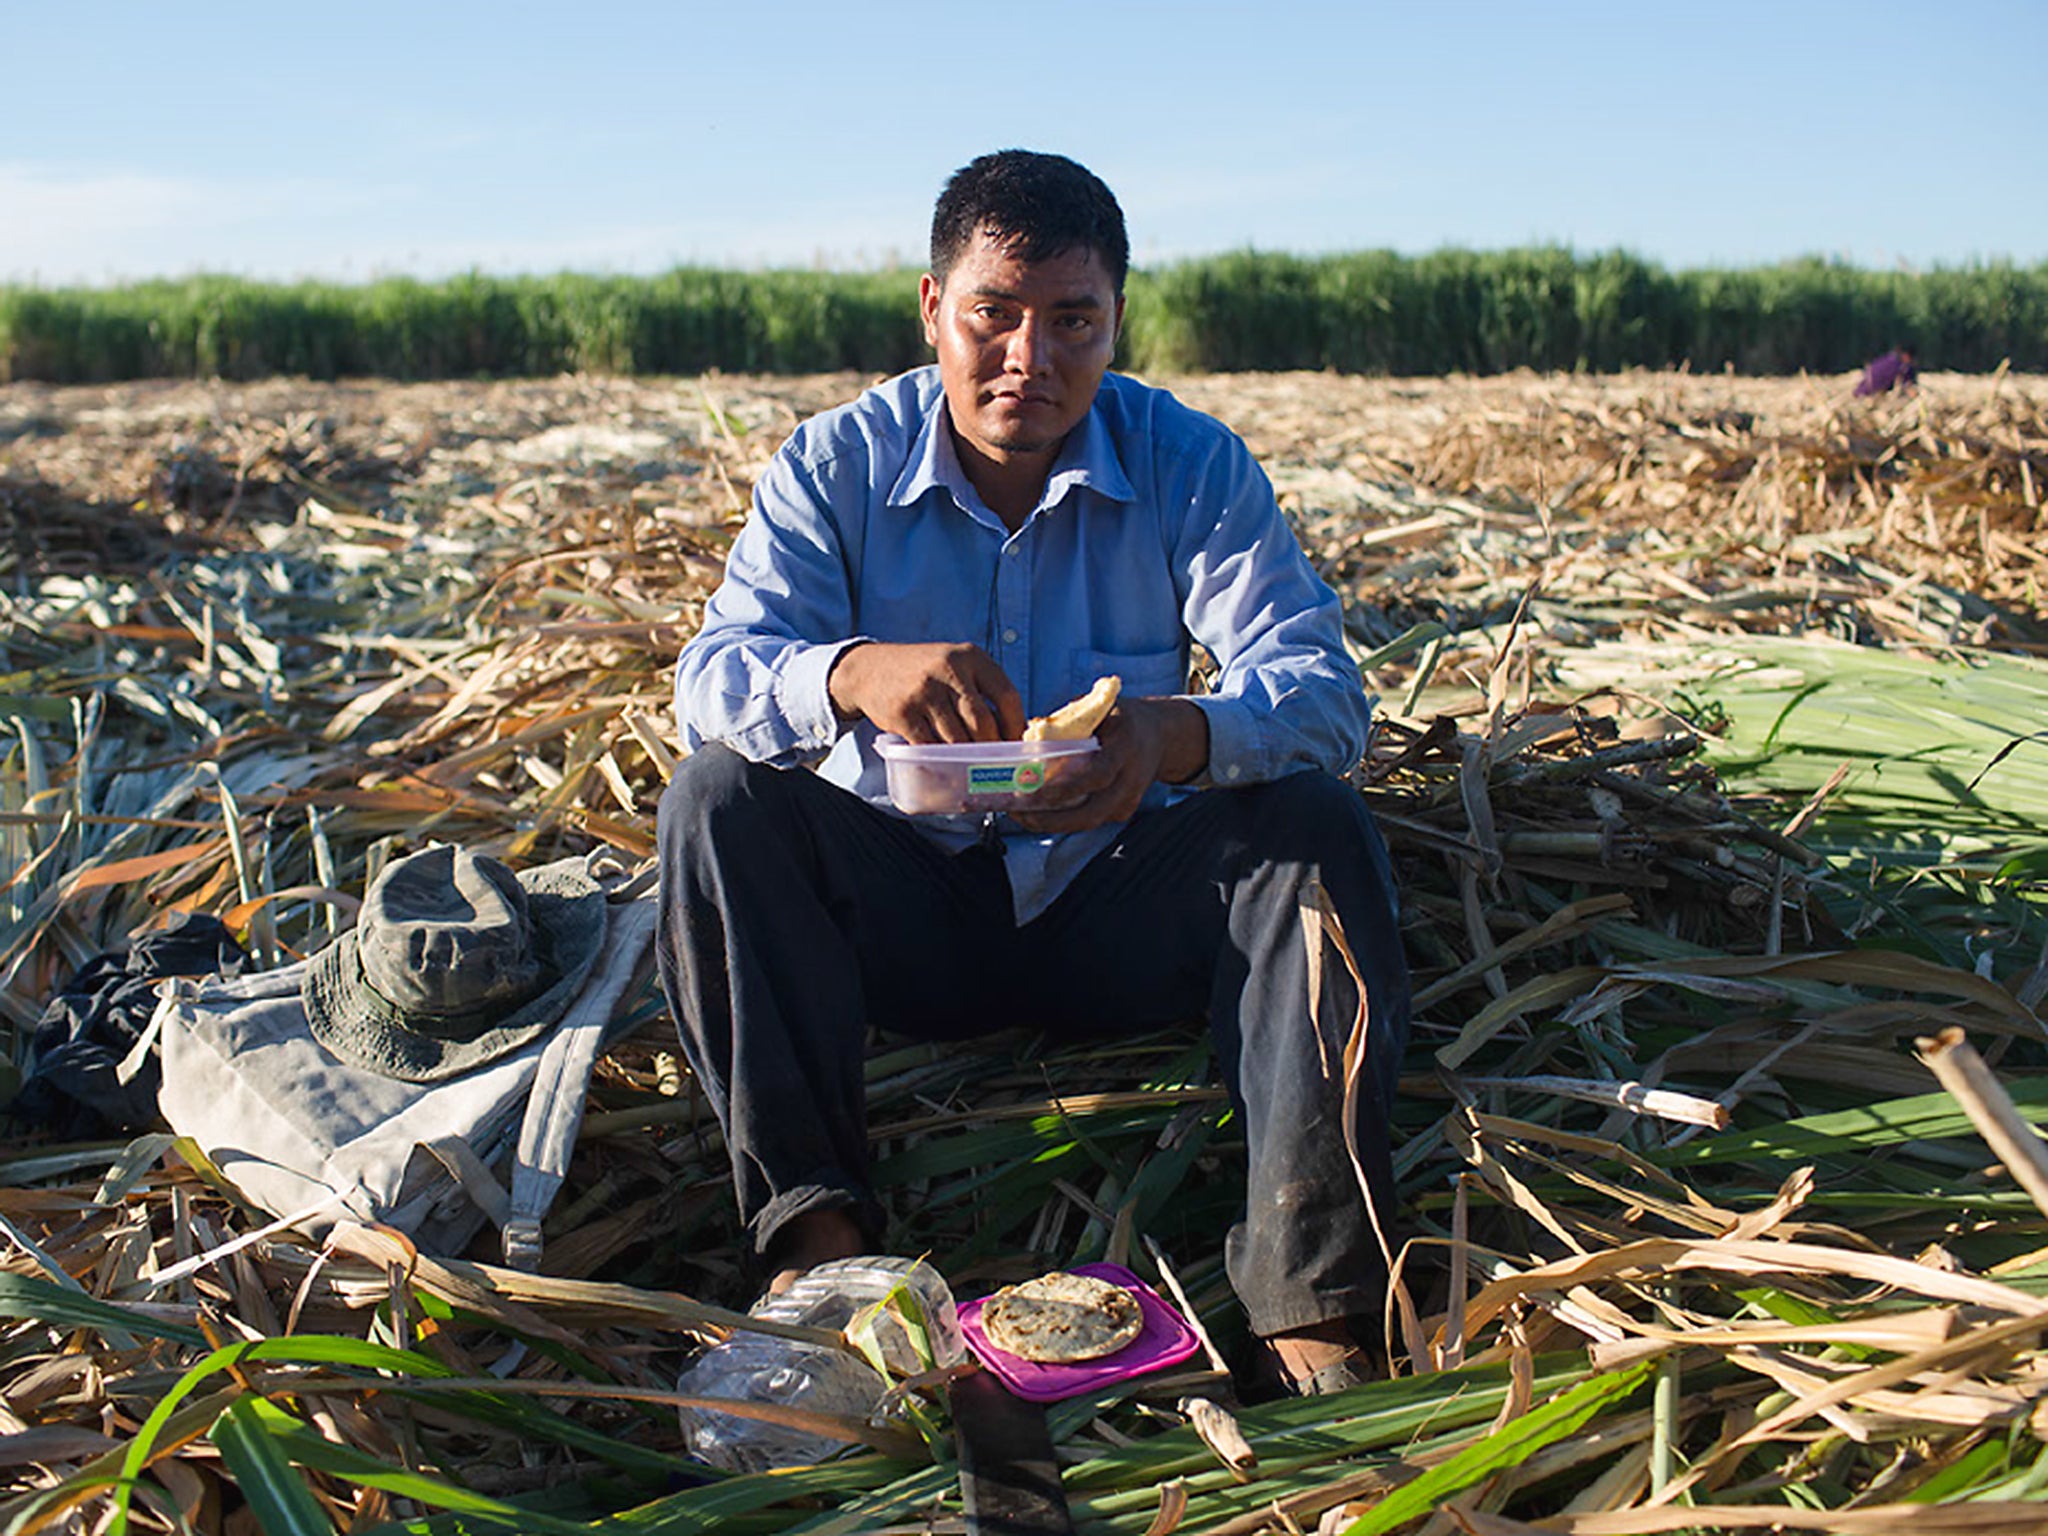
[1854,345,1919,397]
[657,149,1410,1395]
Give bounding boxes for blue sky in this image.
[6,0,2042,285]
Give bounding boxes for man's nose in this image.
[1004,313,1053,375]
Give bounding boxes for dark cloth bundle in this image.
[10,913,247,1138]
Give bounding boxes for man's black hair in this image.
[930,150,1130,293]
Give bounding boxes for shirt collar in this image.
[888,387,1136,516]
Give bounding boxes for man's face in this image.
[920,228,1124,476]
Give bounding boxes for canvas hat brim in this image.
[303,855,607,1083]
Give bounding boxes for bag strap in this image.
[423,1137,513,1228]
[500,893,660,1270]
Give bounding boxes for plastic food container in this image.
[958,1262,1201,1402]
[874,736,1099,815]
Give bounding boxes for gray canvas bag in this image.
[148,846,658,1267]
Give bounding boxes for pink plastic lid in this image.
[958,1262,1202,1403]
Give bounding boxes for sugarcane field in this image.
[6,358,2048,1536]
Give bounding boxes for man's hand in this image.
[1011,696,1209,834]
[828,641,1026,744]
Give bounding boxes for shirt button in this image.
[1004,544,1020,558]
[1224,765,1243,781]
[1001,628,1019,645]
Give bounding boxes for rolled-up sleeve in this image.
[673,445,870,763]
[1171,434,1372,785]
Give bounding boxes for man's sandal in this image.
[1290,1351,1375,1396]
[1245,1339,1377,1400]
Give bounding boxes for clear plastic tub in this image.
[675,1256,964,1473]
[874,736,1099,815]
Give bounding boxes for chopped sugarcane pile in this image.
[2,368,2047,1534]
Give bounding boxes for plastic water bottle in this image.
[675,1256,963,1473]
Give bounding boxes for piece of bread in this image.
[1022,676,1121,743]
[980,1270,1144,1363]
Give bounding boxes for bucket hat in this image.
[303,844,607,1083]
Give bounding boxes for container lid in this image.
[874,736,1099,763]
[958,1262,1201,1402]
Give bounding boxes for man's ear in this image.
[1113,293,1126,347]
[919,273,943,347]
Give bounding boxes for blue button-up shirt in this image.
[674,365,1372,922]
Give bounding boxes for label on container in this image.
[967,761,1047,795]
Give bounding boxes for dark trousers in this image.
[655,744,1411,1336]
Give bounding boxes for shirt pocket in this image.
[1073,647,1187,702]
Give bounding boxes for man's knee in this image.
[1239,771,1400,929]
[666,740,754,798]
[658,742,762,843]
[1240,770,1375,854]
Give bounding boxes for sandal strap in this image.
[1298,1352,1374,1397]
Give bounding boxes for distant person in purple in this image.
[1854,345,1918,397]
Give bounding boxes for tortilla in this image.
[980,1270,1145,1363]
[1022,675,1121,742]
